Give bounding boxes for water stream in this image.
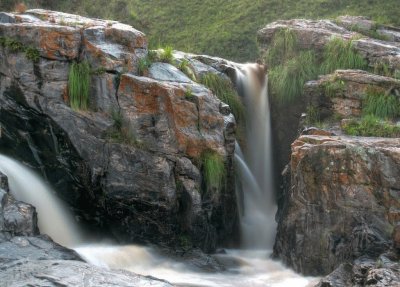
[0,65,317,286]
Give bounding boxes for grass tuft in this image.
[202,151,225,193]
[160,46,174,63]
[362,88,400,119]
[266,28,297,67]
[320,37,368,74]
[107,109,143,147]
[323,78,346,97]
[343,115,400,137]
[178,59,197,81]
[25,47,40,62]
[200,73,245,123]
[184,86,194,100]
[68,61,91,110]
[137,57,152,76]
[269,51,318,103]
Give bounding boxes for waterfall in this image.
[0,154,81,247]
[234,64,277,249]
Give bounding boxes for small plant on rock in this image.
[184,87,194,100]
[343,115,400,137]
[201,73,245,123]
[137,57,152,76]
[68,61,91,110]
[320,37,368,74]
[362,88,400,119]
[25,47,40,62]
[202,150,225,195]
[160,46,174,63]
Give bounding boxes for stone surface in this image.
[0,259,173,287]
[275,135,400,276]
[148,62,194,83]
[304,69,400,119]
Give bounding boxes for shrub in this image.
[202,151,225,192]
[91,67,107,75]
[362,88,400,119]
[184,87,194,100]
[266,28,297,68]
[137,57,152,76]
[320,37,368,74]
[68,61,91,110]
[200,73,244,123]
[343,115,400,137]
[160,46,174,63]
[25,47,40,62]
[269,51,318,103]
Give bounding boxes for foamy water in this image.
[75,245,318,287]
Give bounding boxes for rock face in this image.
[274,135,400,276]
[0,10,238,252]
[304,70,400,119]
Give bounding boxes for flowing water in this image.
[0,154,81,247]
[234,64,277,248]
[0,65,318,286]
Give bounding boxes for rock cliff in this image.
[0,9,238,252]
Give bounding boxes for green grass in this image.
[0,36,40,62]
[184,87,194,100]
[160,46,174,64]
[178,59,197,81]
[4,1,400,62]
[323,78,346,97]
[305,105,321,126]
[320,37,368,74]
[343,115,400,137]
[68,61,91,110]
[107,109,143,147]
[348,24,390,41]
[269,51,318,103]
[362,88,400,119]
[266,28,297,67]
[137,57,152,76]
[200,73,245,123]
[202,151,225,192]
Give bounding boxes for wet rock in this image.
[275,135,400,276]
[0,172,39,237]
[0,259,173,287]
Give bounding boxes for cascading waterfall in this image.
[0,154,81,247]
[234,64,277,249]
[0,67,315,287]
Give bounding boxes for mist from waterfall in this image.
[234,64,277,249]
[0,154,81,247]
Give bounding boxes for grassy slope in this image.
[1,0,399,61]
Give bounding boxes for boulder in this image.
[275,135,400,276]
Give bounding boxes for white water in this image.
[0,154,81,247]
[235,64,277,248]
[76,245,317,287]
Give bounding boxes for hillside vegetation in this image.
[1,0,399,61]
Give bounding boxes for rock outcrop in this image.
[0,10,238,252]
[275,135,400,276]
